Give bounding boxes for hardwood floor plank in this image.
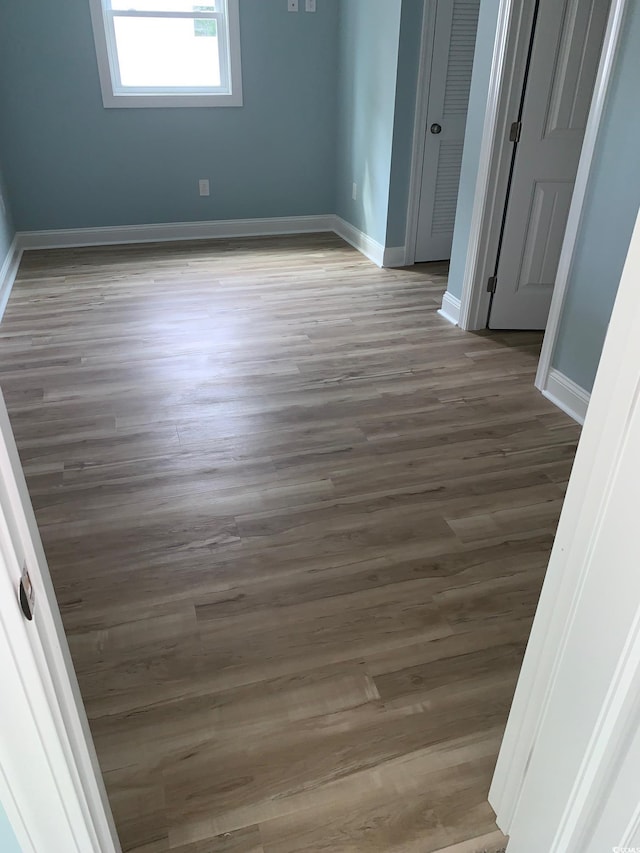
[257,753,502,853]
[171,825,264,853]
[0,234,580,852]
[90,662,380,775]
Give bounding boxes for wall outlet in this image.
[352,182,357,201]
[199,179,210,197]
[288,0,298,10]
[305,0,316,11]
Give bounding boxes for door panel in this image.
[519,180,574,288]
[431,140,465,235]
[489,0,610,329]
[545,0,609,137]
[443,0,479,118]
[415,0,480,263]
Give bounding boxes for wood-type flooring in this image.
[0,234,580,852]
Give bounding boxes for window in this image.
[89,0,242,107]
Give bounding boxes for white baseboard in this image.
[542,368,590,425]
[16,215,335,251]
[382,246,407,268]
[0,237,23,322]
[14,214,407,271]
[333,217,385,267]
[438,291,461,325]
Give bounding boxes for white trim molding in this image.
[88,0,243,108]
[0,238,22,322]
[542,368,590,425]
[490,208,640,852]
[535,0,629,392]
[457,0,536,331]
[7,215,413,297]
[438,291,461,326]
[333,217,385,267]
[382,246,407,268]
[16,215,335,251]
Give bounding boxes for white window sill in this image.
[101,91,243,108]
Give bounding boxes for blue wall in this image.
[552,0,640,392]
[0,0,339,231]
[0,803,21,853]
[0,0,424,250]
[335,0,402,246]
[447,0,501,299]
[386,0,425,248]
[0,164,15,268]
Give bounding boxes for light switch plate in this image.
[288,0,298,10]
[305,0,316,10]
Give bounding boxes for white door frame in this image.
[408,0,627,387]
[404,0,438,268]
[0,394,120,852]
[534,0,627,390]
[490,206,640,850]
[453,0,627,356]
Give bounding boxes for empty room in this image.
[1,2,640,852]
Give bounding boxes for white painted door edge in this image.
[404,0,438,267]
[457,0,532,332]
[490,208,640,847]
[0,395,120,852]
[534,0,628,392]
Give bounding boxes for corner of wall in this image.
[333,0,403,250]
[385,0,425,251]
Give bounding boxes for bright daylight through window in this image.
[89,0,242,107]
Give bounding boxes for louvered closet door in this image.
[415,0,480,263]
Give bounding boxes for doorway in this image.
[410,0,628,426]
[487,0,611,330]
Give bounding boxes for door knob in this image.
[430,123,442,134]
[19,565,35,621]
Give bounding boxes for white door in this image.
[0,392,119,853]
[488,0,610,329]
[415,0,480,263]
[490,209,640,850]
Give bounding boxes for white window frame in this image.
[88,0,243,108]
